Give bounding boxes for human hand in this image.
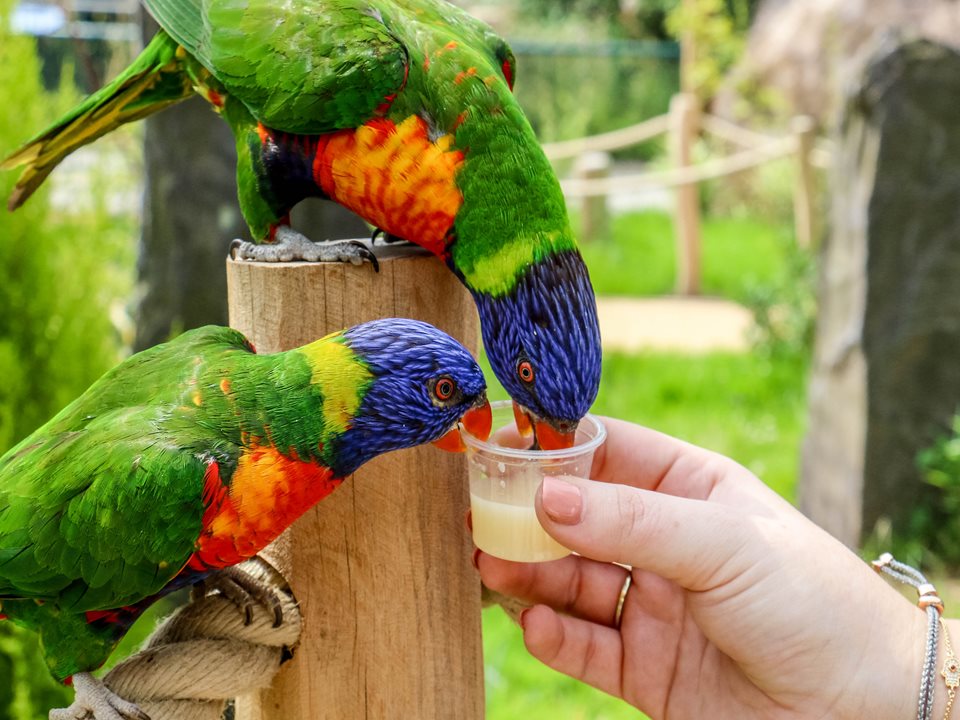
[477,418,931,719]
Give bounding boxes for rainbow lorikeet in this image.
[0,318,491,720]
[1,0,602,448]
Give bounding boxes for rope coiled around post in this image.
[97,558,301,720]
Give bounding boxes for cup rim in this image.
[461,400,607,459]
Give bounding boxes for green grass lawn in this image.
[579,210,796,302]
[595,351,807,498]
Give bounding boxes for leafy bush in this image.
[862,415,960,573]
[0,1,135,716]
[666,0,748,102]
[902,416,960,571]
[0,5,134,449]
[742,232,816,360]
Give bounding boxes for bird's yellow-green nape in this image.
[296,330,374,436]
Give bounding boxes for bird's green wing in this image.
[143,0,408,134]
[0,326,253,611]
[0,410,212,611]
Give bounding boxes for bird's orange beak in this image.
[432,397,493,452]
[512,400,578,450]
[533,420,577,450]
[513,400,534,437]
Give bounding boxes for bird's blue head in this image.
[473,250,602,449]
[332,318,491,476]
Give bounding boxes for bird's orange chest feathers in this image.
[188,445,342,570]
[309,116,465,256]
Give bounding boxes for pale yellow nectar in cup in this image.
[469,458,571,561]
[463,402,606,563]
[469,496,569,561]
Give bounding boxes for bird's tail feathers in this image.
[2,31,192,211]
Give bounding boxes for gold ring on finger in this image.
[614,572,632,629]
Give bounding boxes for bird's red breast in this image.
[188,445,342,570]
[311,116,465,256]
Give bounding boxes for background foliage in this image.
[0,0,135,716]
[513,46,678,159]
[867,414,960,574]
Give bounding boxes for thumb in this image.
[537,475,755,591]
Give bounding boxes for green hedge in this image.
[0,1,135,715]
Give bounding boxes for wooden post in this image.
[574,151,611,243]
[791,115,817,249]
[669,92,701,295]
[227,246,484,720]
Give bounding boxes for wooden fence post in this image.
[574,151,611,243]
[669,93,702,295]
[791,115,816,249]
[227,247,484,720]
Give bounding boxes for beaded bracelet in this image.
[872,553,955,720]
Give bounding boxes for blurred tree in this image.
[515,0,760,40]
[801,39,960,551]
[667,0,748,100]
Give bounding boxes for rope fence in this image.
[559,135,797,196]
[541,114,671,161]
[547,92,828,294]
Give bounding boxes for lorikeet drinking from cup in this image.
[2,0,602,447]
[0,318,490,719]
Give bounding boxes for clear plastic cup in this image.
[462,400,607,562]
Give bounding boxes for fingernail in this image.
[472,548,482,570]
[519,608,530,630]
[541,476,583,524]
[465,509,473,532]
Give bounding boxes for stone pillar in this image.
[800,39,960,546]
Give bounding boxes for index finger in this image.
[588,417,738,500]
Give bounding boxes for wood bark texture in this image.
[227,249,484,720]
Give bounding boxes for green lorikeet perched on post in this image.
[0,318,491,720]
[1,0,602,448]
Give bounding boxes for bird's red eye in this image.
[517,360,534,383]
[434,377,456,401]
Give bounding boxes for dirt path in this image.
[596,296,753,353]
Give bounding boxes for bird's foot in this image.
[49,672,148,720]
[230,226,379,270]
[191,559,288,629]
[370,227,411,246]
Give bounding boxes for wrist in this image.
[839,576,932,720]
[929,617,960,720]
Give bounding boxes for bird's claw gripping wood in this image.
[49,673,149,720]
[191,559,289,628]
[230,227,379,271]
[370,227,410,246]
